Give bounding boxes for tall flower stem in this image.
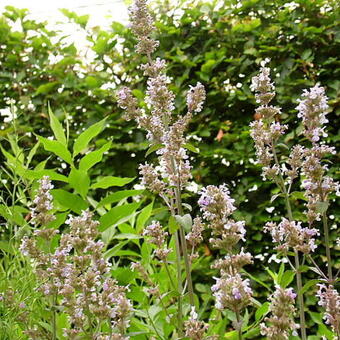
[170,154,195,307]
[235,310,243,340]
[273,146,307,340]
[294,251,307,340]
[174,231,184,337]
[51,294,57,340]
[174,184,195,307]
[322,210,332,280]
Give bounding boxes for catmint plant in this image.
[20,176,132,339]
[117,0,206,337]
[250,62,339,339]
[260,286,299,339]
[198,185,253,338]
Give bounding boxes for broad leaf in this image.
[98,189,144,207]
[145,143,163,157]
[48,105,66,146]
[73,118,107,157]
[136,201,154,233]
[51,189,88,214]
[79,141,111,171]
[99,201,142,231]
[91,176,135,189]
[37,136,72,165]
[68,167,90,198]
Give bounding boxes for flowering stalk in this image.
[260,286,299,339]
[117,0,206,336]
[250,62,308,339]
[296,84,338,281]
[199,185,253,338]
[296,84,339,336]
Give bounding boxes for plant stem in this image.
[273,144,307,339]
[174,230,184,337]
[322,210,332,280]
[171,155,195,307]
[235,310,243,340]
[163,260,177,291]
[294,251,307,340]
[51,294,57,340]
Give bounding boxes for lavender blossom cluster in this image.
[198,185,253,319]
[20,177,131,338]
[251,63,339,338]
[260,286,299,339]
[117,0,205,193]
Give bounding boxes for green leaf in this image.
[26,141,40,167]
[91,176,135,189]
[175,214,192,232]
[68,167,90,198]
[0,240,15,255]
[99,201,142,231]
[301,279,319,294]
[35,81,59,95]
[51,189,88,214]
[24,169,68,183]
[98,190,144,207]
[112,233,142,240]
[136,201,154,233]
[316,201,329,214]
[73,118,107,157]
[104,240,129,259]
[255,302,270,321]
[168,215,179,234]
[84,76,100,89]
[183,142,199,153]
[48,105,66,146]
[37,136,72,165]
[145,143,163,157]
[270,193,284,203]
[79,141,111,171]
[279,270,295,288]
[290,191,307,201]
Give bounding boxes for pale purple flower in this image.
[296,84,329,143]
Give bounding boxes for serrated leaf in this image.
[79,141,111,171]
[48,105,66,146]
[37,136,72,165]
[91,176,135,189]
[145,143,163,157]
[73,118,107,157]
